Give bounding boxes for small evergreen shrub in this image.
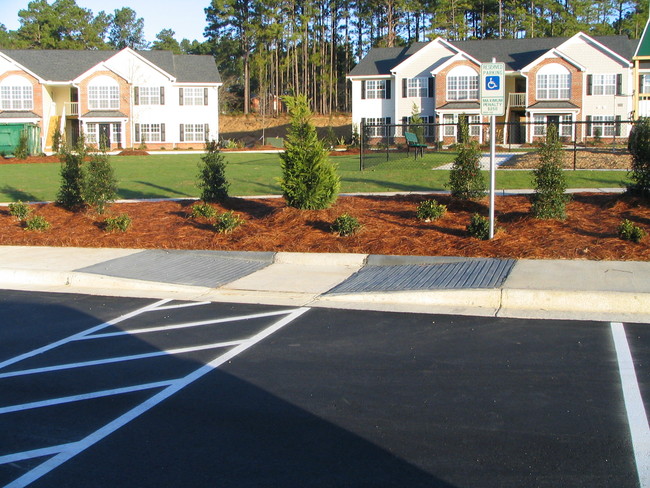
[627,117,650,196]
[448,118,486,200]
[52,129,63,154]
[618,219,646,243]
[104,214,132,232]
[467,213,490,240]
[57,141,87,210]
[214,211,243,233]
[24,215,50,231]
[416,199,447,221]
[83,148,117,214]
[197,140,230,202]
[9,201,31,221]
[191,202,217,220]
[331,213,362,236]
[14,131,29,159]
[531,124,570,220]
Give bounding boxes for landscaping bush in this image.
[331,213,362,236]
[14,131,29,159]
[627,117,650,197]
[467,213,490,240]
[83,146,117,214]
[52,129,63,154]
[618,219,646,243]
[530,124,570,219]
[448,118,486,200]
[214,211,244,233]
[416,199,447,221]
[191,202,217,220]
[8,201,31,221]
[57,140,87,210]
[104,214,132,232]
[280,94,340,210]
[197,140,230,202]
[24,215,50,231]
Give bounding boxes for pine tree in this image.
[280,94,340,209]
[197,140,230,202]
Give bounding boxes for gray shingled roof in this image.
[349,36,638,76]
[82,110,128,118]
[0,49,221,83]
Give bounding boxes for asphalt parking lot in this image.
[0,290,648,488]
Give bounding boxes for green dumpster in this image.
[0,123,41,156]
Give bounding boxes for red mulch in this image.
[2,194,649,261]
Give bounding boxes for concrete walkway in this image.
[0,246,648,323]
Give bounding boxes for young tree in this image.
[280,94,340,209]
[627,117,650,197]
[448,117,486,199]
[530,123,570,219]
[83,140,117,214]
[197,140,230,202]
[57,138,87,210]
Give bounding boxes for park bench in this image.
[404,131,426,159]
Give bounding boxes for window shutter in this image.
[586,75,592,96]
[161,123,166,142]
[361,80,366,99]
[135,123,140,142]
[134,87,140,105]
[204,124,209,141]
[615,115,621,136]
[428,77,434,98]
[179,88,184,106]
[385,117,391,124]
[585,116,592,137]
[179,124,184,142]
[402,116,408,126]
[204,88,208,105]
[616,74,622,96]
[160,87,165,105]
[402,78,407,98]
[385,80,392,99]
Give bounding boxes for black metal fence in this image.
[358,119,634,171]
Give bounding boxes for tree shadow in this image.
[133,181,193,198]
[0,185,40,203]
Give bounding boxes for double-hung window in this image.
[407,78,428,97]
[136,86,164,105]
[135,123,165,142]
[88,85,119,110]
[641,74,650,94]
[446,70,479,101]
[0,81,33,110]
[365,80,387,99]
[443,114,481,138]
[180,123,208,142]
[180,87,206,106]
[591,74,616,96]
[590,115,616,137]
[533,115,573,137]
[537,64,571,100]
[363,117,390,137]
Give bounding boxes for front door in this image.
[98,124,111,149]
[547,116,560,137]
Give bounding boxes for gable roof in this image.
[349,35,638,76]
[0,49,221,83]
[635,18,650,58]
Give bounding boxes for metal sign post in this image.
[480,61,505,239]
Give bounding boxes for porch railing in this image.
[64,102,79,116]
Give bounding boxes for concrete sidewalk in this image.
[0,245,648,323]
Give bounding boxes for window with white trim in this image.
[181,123,207,142]
[88,85,119,110]
[180,87,205,106]
[137,86,163,105]
[84,122,123,146]
[443,114,481,137]
[446,66,479,101]
[407,78,428,97]
[0,79,33,110]
[641,74,650,94]
[137,123,163,142]
[533,115,573,137]
[590,115,616,137]
[537,64,571,100]
[365,80,387,99]
[364,117,390,137]
[591,74,616,96]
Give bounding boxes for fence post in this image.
[573,138,577,171]
[359,119,364,171]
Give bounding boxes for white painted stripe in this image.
[0,299,171,372]
[0,443,77,466]
[611,322,650,488]
[148,301,211,312]
[5,307,310,488]
[0,340,243,380]
[78,308,302,340]
[0,380,175,415]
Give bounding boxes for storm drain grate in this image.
[327,258,515,294]
[77,250,274,288]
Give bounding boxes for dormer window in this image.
[537,64,571,100]
[446,66,479,101]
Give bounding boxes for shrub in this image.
[214,211,243,233]
[57,140,87,210]
[530,124,570,219]
[197,140,230,202]
[191,202,217,220]
[416,199,447,221]
[8,201,31,221]
[83,147,117,214]
[467,213,490,240]
[627,117,650,196]
[14,130,29,159]
[24,215,51,231]
[618,219,646,243]
[104,214,132,232]
[52,129,63,154]
[331,213,362,236]
[448,118,486,200]
[280,94,340,210]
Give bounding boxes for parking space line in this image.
[0,340,244,380]
[0,380,175,415]
[0,299,171,372]
[76,308,301,340]
[150,301,212,312]
[611,322,650,488]
[5,306,310,488]
[0,443,78,466]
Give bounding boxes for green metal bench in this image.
[404,131,426,159]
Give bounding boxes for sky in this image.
[1,0,209,43]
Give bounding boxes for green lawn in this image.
[0,152,629,203]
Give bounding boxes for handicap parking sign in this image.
[485,76,500,91]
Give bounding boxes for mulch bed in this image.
[2,194,649,261]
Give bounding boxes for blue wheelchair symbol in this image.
[485,76,500,91]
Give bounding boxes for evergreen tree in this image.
[57,138,87,210]
[108,7,147,49]
[280,95,340,209]
[627,117,650,197]
[448,117,486,200]
[530,124,570,219]
[151,29,182,54]
[83,140,117,214]
[197,140,230,202]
